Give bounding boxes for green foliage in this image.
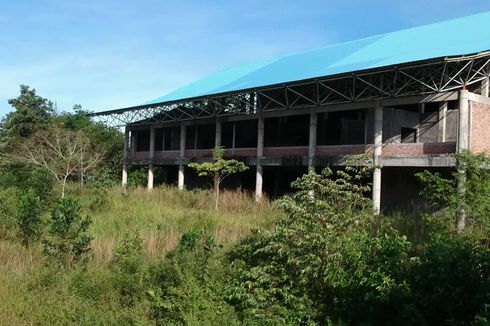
[417,151,490,231]
[112,233,147,307]
[1,85,54,139]
[0,166,55,204]
[227,167,412,324]
[408,226,490,324]
[189,146,249,209]
[0,188,19,236]
[148,231,239,325]
[17,188,43,246]
[128,166,148,188]
[43,196,93,268]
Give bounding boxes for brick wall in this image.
[382,143,456,156]
[470,100,490,154]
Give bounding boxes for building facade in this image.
[92,12,490,212]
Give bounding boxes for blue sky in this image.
[1,1,490,116]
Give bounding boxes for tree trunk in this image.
[214,174,220,210]
[62,176,67,198]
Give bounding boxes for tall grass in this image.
[82,186,281,264]
[0,184,282,324]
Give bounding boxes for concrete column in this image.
[215,119,222,147]
[457,90,470,152]
[147,126,155,190]
[438,102,448,142]
[457,90,470,232]
[178,123,186,190]
[122,128,129,189]
[255,115,264,201]
[482,76,489,97]
[372,101,383,215]
[308,112,317,172]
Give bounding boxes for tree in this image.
[17,188,43,247]
[43,196,92,268]
[189,146,248,209]
[11,126,105,197]
[1,85,54,140]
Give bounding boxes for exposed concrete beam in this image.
[178,123,186,190]
[147,126,155,190]
[467,91,490,105]
[308,112,317,172]
[122,128,129,190]
[381,155,456,167]
[255,115,264,201]
[372,101,383,215]
[482,76,489,97]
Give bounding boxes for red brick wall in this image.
[470,101,490,154]
[382,143,455,156]
[263,147,308,157]
[316,145,372,156]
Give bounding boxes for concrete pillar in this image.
[122,128,129,189]
[457,90,470,152]
[308,112,317,172]
[372,101,383,215]
[482,76,489,97]
[255,115,264,201]
[215,119,222,147]
[457,90,470,232]
[438,102,448,142]
[178,123,186,190]
[147,126,155,190]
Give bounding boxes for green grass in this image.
[0,185,283,325]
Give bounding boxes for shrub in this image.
[227,167,412,324]
[148,229,238,325]
[17,188,43,246]
[112,233,146,307]
[0,188,20,236]
[43,196,92,268]
[407,222,490,324]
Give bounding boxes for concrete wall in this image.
[470,100,490,154]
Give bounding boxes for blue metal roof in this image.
[147,11,490,105]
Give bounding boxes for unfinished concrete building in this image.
[92,12,490,212]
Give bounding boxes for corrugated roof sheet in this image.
[147,11,490,105]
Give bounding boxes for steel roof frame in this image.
[90,54,490,127]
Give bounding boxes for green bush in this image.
[407,222,490,324]
[17,188,43,246]
[112,233,146,307]
[227,168,412,325]
[43,196,93,268]
[148,230,239,325]
[0,187,20,236]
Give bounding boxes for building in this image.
[92,11,490,213]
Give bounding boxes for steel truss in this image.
[91,54,490,127]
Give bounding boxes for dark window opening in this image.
[163,127,181,150]
[135,129,150,152]
[185,124,216,150]
[264,115,309,147]
[222,122,234,148]
[235,120,257,148]
[155,128,164,151]
[317,110,366,145]
[401,127,417,143]
[185,126,196,150]
[196,124,215,149]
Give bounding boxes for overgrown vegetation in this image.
[0,85,489,325]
